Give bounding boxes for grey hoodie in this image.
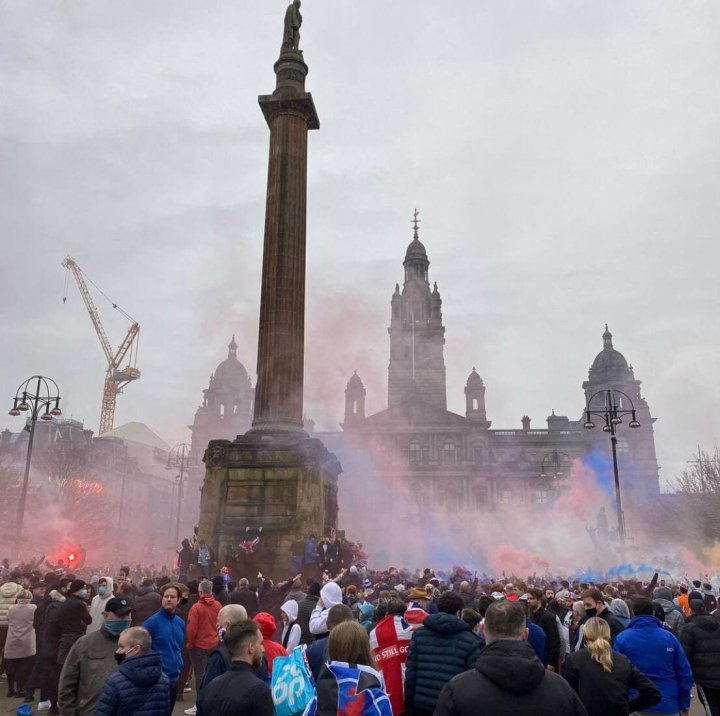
[653,587,684,634]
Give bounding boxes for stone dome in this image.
[347,371,364,389]
[213,336,250,389]
[466,368,484,387]
[590,326,629,375]
[404,237,428,263]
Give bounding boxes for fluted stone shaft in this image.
[252,52,319,433]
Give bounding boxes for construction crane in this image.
[62,256,141,435]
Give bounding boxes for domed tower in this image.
[344,371,366,426]
[582,325,659,501]
[189,336,255,459]
[387,210,447,410]
[465,368,491,428]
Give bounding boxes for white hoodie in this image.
[281,599,302,652]
[88,576,114,633]
[309,581,343,635]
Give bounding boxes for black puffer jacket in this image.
[404,612,480,712]
[562,645,660,716]
[435,640,588,716]
[680,613,720,688]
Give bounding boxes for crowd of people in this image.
[0,549,719,716]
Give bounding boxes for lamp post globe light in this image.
[8,375,62,558]
[166,443,193,549]
[584,388,641,543]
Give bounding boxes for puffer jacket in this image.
[435,640,588,716]
[0,581,21,626]
[680,613,720,689]
[4,598,37,659]
[404,612,481,712]
[94,651,170,716]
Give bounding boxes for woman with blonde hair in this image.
[562,617,660,716]
[306,621,392,716]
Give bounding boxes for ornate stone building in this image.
[323,222,660,539]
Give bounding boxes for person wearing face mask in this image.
[88,577,114,634]
[57,597,133,716]
[94,626,170,716]
[574,590,624,651]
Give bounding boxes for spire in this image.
[603,324,613,350]
[411,208,421,240]
[228,335,237,358]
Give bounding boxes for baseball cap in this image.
[104,597,132,615]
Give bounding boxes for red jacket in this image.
[255,611,287,673]
[186,595,221,650]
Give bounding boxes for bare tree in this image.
[671,446,720,542]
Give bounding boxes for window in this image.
[473,446,484,464]
[472,489,488,511]
[409,441,422,465]
[443,440,457,465]
[499,490,513,504]
[472,398,479,411]
[533,490,549,505]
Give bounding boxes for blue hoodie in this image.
[613,615,693,713]
[143,608,185,682]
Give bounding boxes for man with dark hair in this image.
[434,600,587,716]
[526,588,561,671]
[404,591,480,716]
[143,584,185,713]
[196,620,273,716]
[576,589,624,648]
[614,596,693,716]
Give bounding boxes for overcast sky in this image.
[1,1,718,487]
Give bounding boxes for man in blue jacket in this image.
[143,583,185,714]
[613,596,693,716]
[95,626,169,716]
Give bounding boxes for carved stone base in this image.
[198,433,340,579]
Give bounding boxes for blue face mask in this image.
[105,618,131,636]
[78,589,88,599]
[98,586,107,596]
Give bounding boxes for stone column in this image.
[252,50,320,433]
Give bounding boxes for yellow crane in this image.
[62,256,141,434]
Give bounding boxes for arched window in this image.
[472,398,479,411]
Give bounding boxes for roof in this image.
[404,237,428,264]
[101,422,171,450]
[352,395,469,430]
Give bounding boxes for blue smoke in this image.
[581,447,616,506]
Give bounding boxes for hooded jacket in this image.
[280,599,301,652]
[435,640,587,716]
[132,586,162,626]
[652,588,685,634]
[404,612,481,712]
[309,582,343,635]
[255,611,287,672]
[88,576,114,633]
[0,581,21,627]
[613,615,694,714]
[187,594,221,650]
[679,612,720,689]
[95,651,170,716]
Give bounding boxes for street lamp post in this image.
[583,388,641,543]
[8,375,62,558]
[166,443,192,548]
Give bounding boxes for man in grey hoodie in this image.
[653,587,685,634]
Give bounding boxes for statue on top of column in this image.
[282,0,303,53]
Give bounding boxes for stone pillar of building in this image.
[197,18,340,578]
